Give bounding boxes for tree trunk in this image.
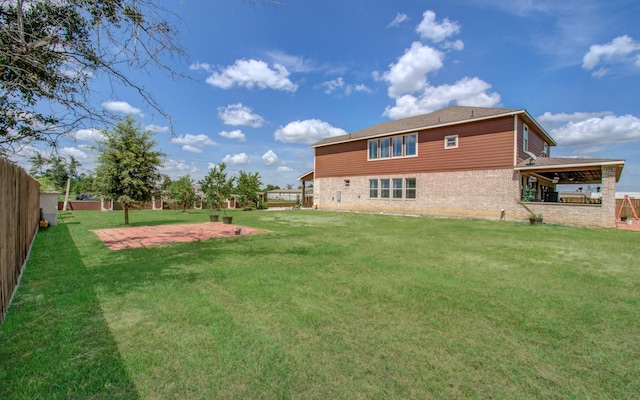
[62,177,71,211]
[124,204,129,225]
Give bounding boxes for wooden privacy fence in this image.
[0,158,40,324]
[616,197,639,218]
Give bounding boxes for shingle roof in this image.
[311,106,542,147]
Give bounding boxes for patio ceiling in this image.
[515,157,625,184]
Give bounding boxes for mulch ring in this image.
[92,222,266,250]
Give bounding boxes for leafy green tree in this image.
[28,153,47,176]
[198,162,235,215]
[94,116,164,225]
[0,0,186,155]
[167,175,196,212]
[236,170,263,209]
[264,184,280,191]
[0,0,280,155]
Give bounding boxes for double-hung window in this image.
[444,135,458,149]
[405,178,416,199]
[369,179,378,198]
[392,178,403,199]
[380,179,390,198]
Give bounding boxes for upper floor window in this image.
[368,133,418,160]
[444,135,458,149]
[405,134,417,156]
[543,142,549,157]
[380,138,390,158]
[368,140,378,159]
[392,136,403,157]
[523,124,529,152]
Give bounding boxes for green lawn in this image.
[1,209,639,399]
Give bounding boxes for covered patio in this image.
[515,157,625,228]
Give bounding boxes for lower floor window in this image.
[405,178,416,199]
[393,178,403,199]
[380,179,390,198]
[369,177,417,200]
[369,179,378,198]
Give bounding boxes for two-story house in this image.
[307,106,624,228]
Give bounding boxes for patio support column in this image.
[601,165,617,228]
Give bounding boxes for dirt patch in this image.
[92,222,265,250]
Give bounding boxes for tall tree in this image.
[0,0,186,155]
[236,170,263,209]
[167,175,196,212]
[94,116,164,225]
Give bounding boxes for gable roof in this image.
[311,106,556,148]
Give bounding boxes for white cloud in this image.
[219,130,246,142]
[101,101,141,115]
[161,159,199,177]
[218,103,265,127]
[60,147,88,160]
[277,166,293,172]
[189,62,212,71]
[321,78,374,96]
[582,35,640,70]
[266,51,314,73]
[443,39,464,51]
[383,77,501,119]
[205,59,298,92]
[74,128,105,142]
[388,12,409,28]
[322,77,345,94]
[262,150,279,166]
[416,10,461,43]
[382,42,444,98]
[171,134,216,153]
[539,112,640,147]
[145,124,169,133]
[222,153,251,165]
[274,119,348,144]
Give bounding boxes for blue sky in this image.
[14,0,640,191]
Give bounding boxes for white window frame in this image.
[405,133,417,157]
[523,124,529,152]
[392,178,403,199]
[405,178,416,199]
[368,140,378,160]
[369,179,378,198]
[444,135,458,149]
[380,179,390,198]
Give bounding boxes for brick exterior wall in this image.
[314,166,618,228]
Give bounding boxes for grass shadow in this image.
[0,224,139,399]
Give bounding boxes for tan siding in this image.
[315,117,515,178]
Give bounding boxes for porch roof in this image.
[298,170,314,182]
[514,157,625,184]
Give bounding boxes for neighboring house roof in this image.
[515,157,625,183]
[311,106,557,148]
[268,189,302,194]
[298,170,314,182]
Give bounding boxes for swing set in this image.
[616,195,638,220]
